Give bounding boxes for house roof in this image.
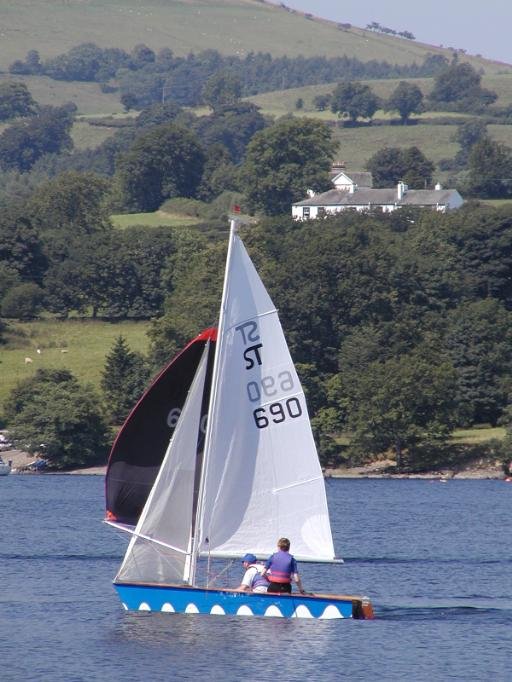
[294,187,461,207]
[331,171,373,188]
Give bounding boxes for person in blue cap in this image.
[236,553,270,593]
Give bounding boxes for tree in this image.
[453,119,488,166]
[0,204,47,283]
[429,61,497,112]
[330,81,380,123]
[240,118,336,215]
[135,102,191,130]
[0,105,74,172]
[0,81,38,121]
[101,336,150,423]
[464,138,512,198]
[9,50,43,76]
[43,225,177,319]
[193,102,266,164]
[400,147,435,188]
[148,231,221,365]
[344,348,458,469]
[202,71,242,112]
[130,44,156,69]
[444,299,512,426]
[445,204,512,307]
[6,369,110,469]
[114,123,206,212]
[120,92,138,112]
[28,171,113,274]
[0,262,22,303]
[366,146,434,188]
[42,43,127,81]
[385,81,424,124]
[313,94,331,111]
[28,171,112,237]
[1,282,43,319]
[197,144,239,200]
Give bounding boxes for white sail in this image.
[115,344,209,584]
[197,227,336,562]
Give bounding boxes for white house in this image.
[292,170,464,220]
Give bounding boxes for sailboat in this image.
[105,219,373,620]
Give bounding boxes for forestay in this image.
[197,229,336,562]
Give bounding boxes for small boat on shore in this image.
[0,457,12,476]
[105,218,373,620]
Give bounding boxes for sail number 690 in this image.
[253,397,302,429]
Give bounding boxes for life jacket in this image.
[249,565,270,590]
[266,550,295,584]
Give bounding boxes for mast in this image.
[190,218,239,585]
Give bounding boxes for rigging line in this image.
[111,525,191,555]
[206,542,212,588]
[273,475,324,494]
[256,388,305,409]
[206,559,236,588]
[194,218,238,581]
[224,307,278,334]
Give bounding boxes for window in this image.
[302,207,310,219]
[318,207,326,217]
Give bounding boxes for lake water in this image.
[0,476,510,681]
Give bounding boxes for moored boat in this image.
[0,457,11,476]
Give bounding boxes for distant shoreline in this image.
[4,449,507,479]
[325,458,508,480]
[3,449,108,476]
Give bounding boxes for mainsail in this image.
[196,226,335,562]
[105,329,216,526]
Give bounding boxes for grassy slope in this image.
[0,0,508,72]
[0,319,151,411]
[111,212,202,228]
[249,73,512,111]
[0,74,123,116]
[450,427,506,444]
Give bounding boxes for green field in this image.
[331,123,460,177]
[111,212,203,229]
[248,75,512,118]
[0,74,123,117]
[450,427,506,444]
[0,319,151,412]
[336,426,505,450]
[0,0,507,73]
[71,119,123,150]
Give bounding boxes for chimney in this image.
[331,161,346,171]
[397,181,408,200]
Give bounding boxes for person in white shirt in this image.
[237,553,270,593]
